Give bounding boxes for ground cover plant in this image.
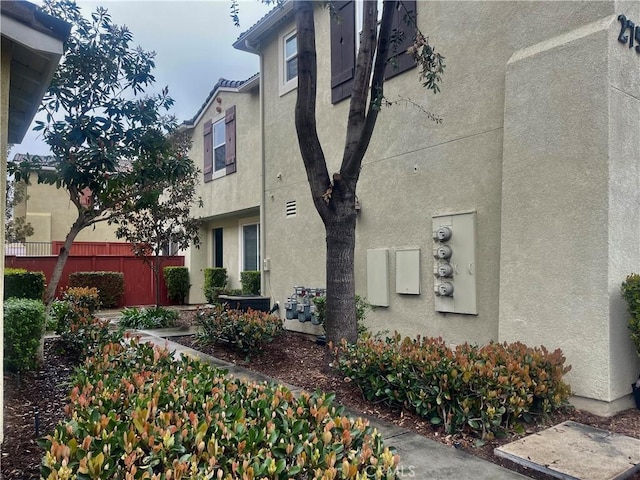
[335,334,572,439]
[118,306,179,329]
[39,338,400,480]
[196,305,283,357]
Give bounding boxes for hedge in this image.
[335,334,572,438]
[3,298,45,372]
[68,271,124,308]
[203,267,228,303]
[4,268,46,300]
[163,266,190,304]
[241,270,260,295]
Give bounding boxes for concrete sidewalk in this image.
[135,327,528,480]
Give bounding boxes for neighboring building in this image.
[182,75,261,298]
[10,154,121,249]
[1,0,71,443]
[193,0,638,416]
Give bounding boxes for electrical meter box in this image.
[432,211,477,315]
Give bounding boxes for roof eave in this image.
[232,0,295,54]
[2,3,70,144]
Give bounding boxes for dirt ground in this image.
[2,317,640,479]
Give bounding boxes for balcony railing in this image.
[5,242,53,256]
[4,241,137,257]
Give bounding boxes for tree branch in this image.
[294,0,331,222]
[341,0,396,180]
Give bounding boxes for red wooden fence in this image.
[51,241,136,256]
[4,255,185,306]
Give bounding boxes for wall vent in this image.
[286,200,297,217]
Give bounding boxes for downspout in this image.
[257,47,269,306]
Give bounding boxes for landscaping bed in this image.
[2,308,640,479]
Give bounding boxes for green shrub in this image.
[40,339,399,480]
[196,304,282,357]
[312,294,370,335]
[62,286,101,313]
[163,266,190,304]
[3,298,45,372]
[203,267,228,303]
[68,271,124,308]
[118,306,178,329]
[621,273,640,357]
[4,269,46,300]
[240,270,260,295]
[335,334,572,438]
[54,287,120,360]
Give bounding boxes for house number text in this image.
[618,14,640,54]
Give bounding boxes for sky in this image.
[15,0,273,157]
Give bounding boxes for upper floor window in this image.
[279,29,298,95]
[330,0,417,104]
[213,119,226,173]
[285,32,298,82]
[203,105,236,182]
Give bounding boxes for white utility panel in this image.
[366,249,390,307]
[433,211,477,315]
[396,248,421,295]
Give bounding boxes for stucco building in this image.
[183,76,262,295]
[10,154,121,250]
[188,0,640,415]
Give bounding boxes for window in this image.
[285,32,298,82]
[203,105,236,182]
[330,0,417,104]
[355,0,383,52]
[279,29,298,95]
[213,119,226,173]
[241,223,260,272]
[213,227,223,268]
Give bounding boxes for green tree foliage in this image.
[109,129,202,306]
[5,179,34,243]
[9,0,189,304]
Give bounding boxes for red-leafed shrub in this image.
[335,333,571,438]
[40,338,400,479]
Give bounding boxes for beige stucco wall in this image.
[256,1,638,410]
[189,213,260,303]
[187,88,262,303]
[500,9,640,413]
[17,173,120,243]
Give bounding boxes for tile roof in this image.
[11,153,57,168]
[182,73,259,127]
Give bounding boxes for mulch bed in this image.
[2,320,640,479]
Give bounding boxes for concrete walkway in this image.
[133,327,529,480]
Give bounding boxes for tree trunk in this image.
[154,254,161,307]
[324,178,358,347]
[45,215,86,305]
[293,0,392,349]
